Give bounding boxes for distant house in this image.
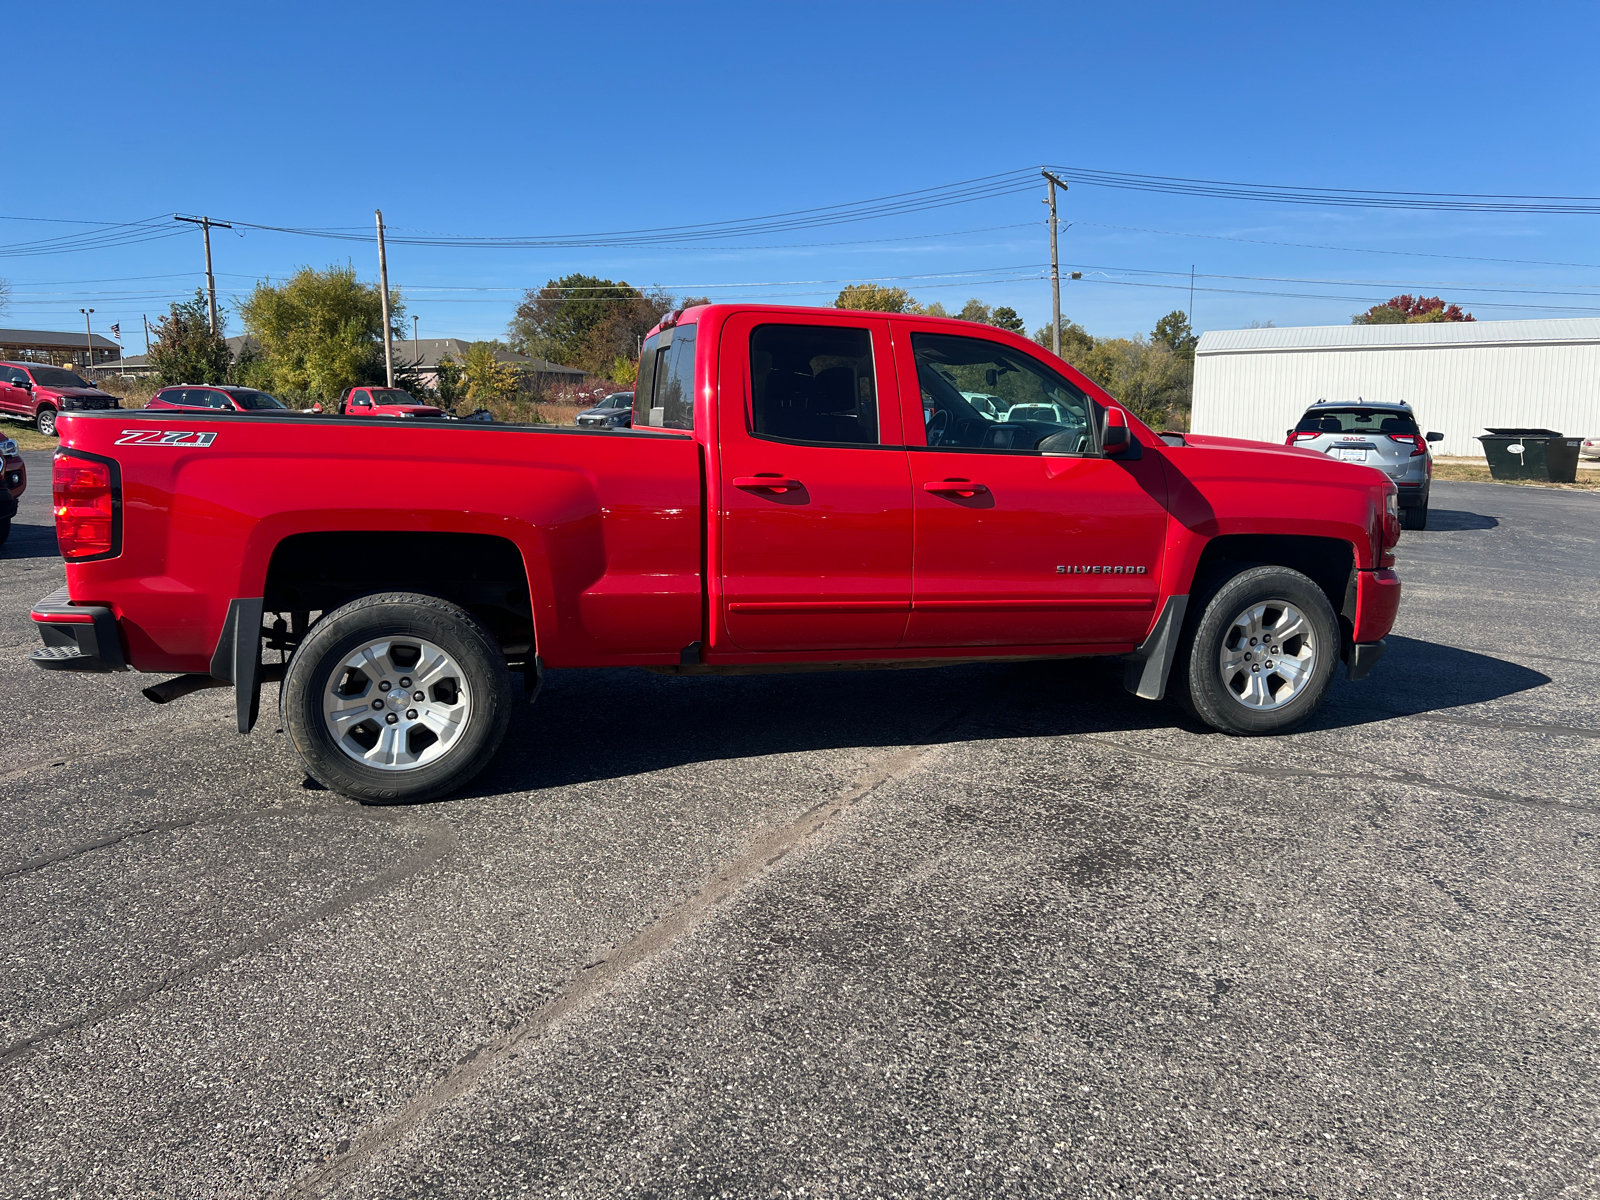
[1,327,123,369]
[395,338,587,393]
[84,334,590,392]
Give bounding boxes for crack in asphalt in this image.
[0,807,458,1067]
[285,741,941,1199]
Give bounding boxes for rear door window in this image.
[750,324,878,445]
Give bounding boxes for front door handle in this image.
[734,476,805,494]
[923,479,989,498]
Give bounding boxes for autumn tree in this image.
[148,290,232,386]
[1354,295,1474,324]
[461,342,520,402]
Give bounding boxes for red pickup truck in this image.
[30,304,1402,803]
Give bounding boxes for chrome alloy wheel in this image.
[321,638,472,771]
[1217,600,1318,711]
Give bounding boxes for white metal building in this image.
[1191,318,1600,457]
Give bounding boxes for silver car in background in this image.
[1288,399,1443,530]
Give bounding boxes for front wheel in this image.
[36,407,57,437]
[282,592,513,803]
[0,517,9,546]
[1175,565,1340,736]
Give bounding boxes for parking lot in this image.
[2,447,1596,1199]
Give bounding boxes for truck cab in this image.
[337,387,444,418]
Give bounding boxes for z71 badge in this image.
[114,430,218,447]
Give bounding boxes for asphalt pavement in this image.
[2,447,1597,1199]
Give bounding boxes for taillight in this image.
[1289,430,1320,444]
[53,454,119,559]
[1388,433,1427,457]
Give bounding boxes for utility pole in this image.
[1188,265,1196,326]
[1041,170,1068,357]
[376,209,395,387]
[174,215,232,334]
[412,315,419,367]
[79,309,95,370]
[142,314,151,356]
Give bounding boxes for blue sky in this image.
[8,1,1600,353]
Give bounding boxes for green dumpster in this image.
[1477,428,1582,483]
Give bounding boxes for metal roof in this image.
[0,327,121,351]
[1196,316,1600,355]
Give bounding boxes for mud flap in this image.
[1122,595,1189,701]
[209,597,265,734]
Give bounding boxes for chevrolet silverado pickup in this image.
[30,304,1402,803]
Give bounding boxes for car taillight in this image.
[1382,488,1401,554]
[1388,433,1427,457]
[53,455,119,559]
[1289,430,1320,444]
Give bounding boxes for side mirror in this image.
[1102,407,1131,455]
[310,402,323,413]
[1426,431,1443,442]
[17,380,32,391]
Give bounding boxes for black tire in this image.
[1401,502,1428,531]
[1173,565,1340,736]
[0,517,9,546]
[36,407,57,437]
[282,591,513,803]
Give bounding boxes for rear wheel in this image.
[1176,565,1340,736]
[1401,501,1428,530]
[282,592,513,803]
[35,407,57,437]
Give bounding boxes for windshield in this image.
[368,389,418,406]
[1296,407,1419,436]
[28,367,91,389]
[602,392,633,408]
[233,390,287,410]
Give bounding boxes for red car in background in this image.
[146,385,291,413]
[0,362,119,437]
[0,434,23,545]
[334,386,444,418]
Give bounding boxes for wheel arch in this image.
[1188,534,1354,620]
[262,530,537,660]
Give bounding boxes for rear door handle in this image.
[923,480,988,497]
[734,476,805,494]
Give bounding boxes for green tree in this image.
[835,283,917,312]
[991,306,1024,333]
[956,298,992,324]
[238,265,403,400]
[510,274,654,367]
[435,353,464,404]
[1151,310,1198,361]
[462,342,519,402]
[148,290,232,386]
[1033,318,1096,362]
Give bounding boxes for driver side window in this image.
[911,332,1093,454]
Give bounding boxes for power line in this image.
[1074,221,1600,271]
[1046,165,1600,215]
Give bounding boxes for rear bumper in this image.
[1351,568,1402,643]
[1394,481,1428,507]
[28,586,126,672]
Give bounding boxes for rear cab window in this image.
[634,323,698,431]
[1297,408,1419,436]
[749,323,878,445]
